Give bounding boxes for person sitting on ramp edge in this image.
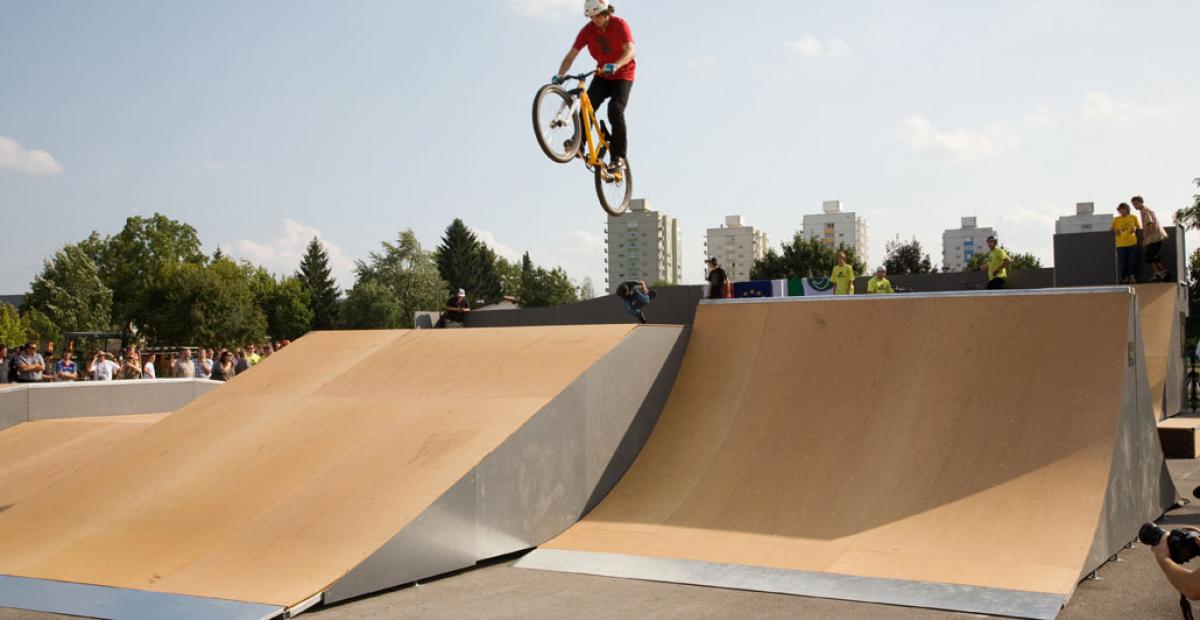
[616,280,654,324]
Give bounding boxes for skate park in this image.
[1,223,1198,620]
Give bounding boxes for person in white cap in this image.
[552,0,637,174]
[442,288,470,328]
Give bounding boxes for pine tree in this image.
[435,219,501,304]
[297,236,340,330]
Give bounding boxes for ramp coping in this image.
[0,574,284,620]
[703,285,1132,305]
[517,549,1066,620]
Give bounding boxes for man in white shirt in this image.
[89,351,119,381]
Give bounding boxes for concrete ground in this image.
[5,460,1200,620]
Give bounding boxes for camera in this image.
[1140,522,1200,564]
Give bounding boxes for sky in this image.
[2,0,1199,295]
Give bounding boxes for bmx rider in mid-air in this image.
[553,0,636,173]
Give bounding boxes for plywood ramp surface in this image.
[0,414,166,510]
[0,325,634,607]
[1134,283,1180,420]
[541,293,1132,597]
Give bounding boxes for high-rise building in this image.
[605,199,682,293]
[802,200,869,265]
[1056,202,1112,234]
[942,217,997,272]
[704,215,769,283]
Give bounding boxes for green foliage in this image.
[650,279,672,289]
[521,265,579,308]
[340,281,407,329]
[750,234,867,280]
[0,303,28,346]
[297,237,340,330]
[251,269,313,341]
[95,214,206,329]
[882,237,933,275]
[1174,178,1200,230]
[495,256,523,299]
[144,259,267,348]
[436,219,502,304]
[1187,249,1200,351]
[346,229,448,329]
[20,308,60,345]
[24,242,113,333]
[965,247,1041,272]
[1009,252,1043,270]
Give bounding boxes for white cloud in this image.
[0,136,63,175]
[227,219,356,289]
[1023,105,1054,129]
[786,34,851,59]
[902,116,1020,162]
[1081,92,1165,122]
[996,207,1055,265]
[202,160,225,172]
[471,227,522,262]
[509,0,577,18]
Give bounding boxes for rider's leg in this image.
[605,80,633,165]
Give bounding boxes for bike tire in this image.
[532,84,581,163]
[594,158,632,216]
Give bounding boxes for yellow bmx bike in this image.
[532,71,632,216]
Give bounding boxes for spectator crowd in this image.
[0,339,291,386]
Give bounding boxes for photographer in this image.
[1154,526,1200,599]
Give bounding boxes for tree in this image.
[1188,249,1200,351]
[750,234,867,280]
[144,259,267,348]
[340,281,406,329]
[436,219,501,304]
[496,256,523,300]
[95,214,206,330]
[578,276,596,300]
[966,248,1042,271]
[521,266,579,307]
[20,308,60,345]
[251,269,313,341]
[24,242,113,333]
[350,229,448,329]
[1174,178,1200,230]
[882,237,933,275]
[297,236,340,330]
[0,303,27,346]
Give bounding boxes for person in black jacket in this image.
[706,257,728,300]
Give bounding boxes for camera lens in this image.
[1139,522,1167,546]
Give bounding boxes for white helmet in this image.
[584,0,609,17]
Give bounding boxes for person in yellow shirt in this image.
[985,236,1011,290]
[1112,202,1140,284]
[866,267,895,294]
[830,251,855,295]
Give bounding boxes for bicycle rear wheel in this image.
[594,159,632,216]
[532,85,581,163]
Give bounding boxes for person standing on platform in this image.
[15,343,45,383]
[985,236,1011,290]
[1112,202,1140,284]
[866,267,895,294]
[830,252,855,295]
[442,289,470,328]
[1133,196,1169,282]
[706,257,728,300]
[54,351,78,382]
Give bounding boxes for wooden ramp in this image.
[0,414,166,512]
[519,288,1175,620]
[1134,283,1185,420]
[0,325,687,620]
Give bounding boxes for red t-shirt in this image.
[572,16,636,81]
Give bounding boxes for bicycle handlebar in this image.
[563,71,595,81]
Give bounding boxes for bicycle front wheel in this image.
[532,85,581,163]
[594,159,632,216]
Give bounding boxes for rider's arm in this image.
[611,42,636,71]
[557,47,581,78]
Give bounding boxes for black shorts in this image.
[1144,241,1163,262]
